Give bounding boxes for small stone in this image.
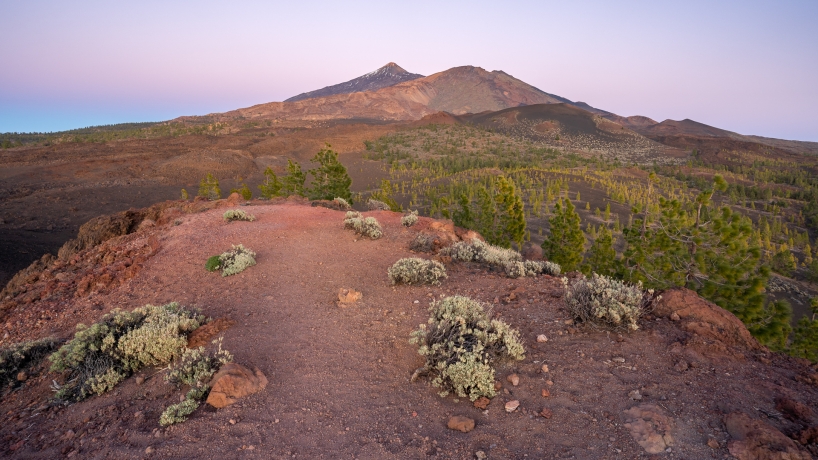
[447,416,475,433]
[473,397,490,409]
[229,419,236,425]
[541,364,549,373]
[64,430,75,440]
[564,319,574,325]
[541,389,550,398]
[536,334,548,343]
[135,375,145,385]
[674,360,689,372]
[134,411,144,419]
[707,438,719,449]
[494,381,502,391]
[539,408,552,419]
[507,374,520,386]
[613,357,626,363]
[337,288,362,307]
[629,390,642,400]
[16,371,27,382]
[505,400,520,413]
[475,451,487,460]
[670,312,681,321]
[413,300,419,304]
[546,380,553,386]
[145,446,155,454]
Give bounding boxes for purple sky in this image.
[1,1,816,141]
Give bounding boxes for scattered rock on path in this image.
[539,407,552,419]
[536,334,548,343]
[337,288,363,307]
[447,416,475,433]
[507,373,520,386]
[505,400,520,413]
[206,363,268,408]
[473,397,490,409]
[623,404,675,454]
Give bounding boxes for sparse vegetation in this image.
[388,258,447,285]
[401,210,419,227]
[49,303,205,401]
[160,399,200,426]
[223,209,255,222]
[442,239,559,278]
[410,296,525,401]
[198,173,222,200]
[343,211,383,239]
[563,274,655,331]
[212,245,256,277]
[0,338,59,391]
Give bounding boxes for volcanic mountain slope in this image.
[187,66,584,123]
[1,197,817,459]
[460,104,687,164]
[285,62,424,102]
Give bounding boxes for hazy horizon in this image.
[1,1,816,141]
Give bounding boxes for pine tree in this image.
[453,192,475,230]
[493,176,526,249]
[198,173,221,200]
[258,166,282,199]
[542,198,585,271]
[621,176,785,347]
[307,144,352,201]
[371,179,402,211]
[281,159,306,197]
[475,186,495,243]
[771,246,797,276]
[583,225,616,276]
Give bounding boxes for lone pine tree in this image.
[583,225,616,276]
[307,144,352,202]
[258,167,282,199]
[281,159,306,197]
[542,198,585,272]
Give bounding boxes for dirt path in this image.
[1,202,816,459]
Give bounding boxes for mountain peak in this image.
[285,63,423,103]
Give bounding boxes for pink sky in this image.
[1,1,816,141]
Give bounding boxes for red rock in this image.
[774,397,813,423]
[507,374,520,386]
[473,397,490,409]
[337,288,362,307]
[724,412,811,460]
[505,400,520,412]
[206,363,268,408]
[541,388,550,397]
[447,415,475,433]
[539,408,552,419]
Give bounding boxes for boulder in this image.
[623,404,675,454]
[653,288,761,351]
[206,364,268,408]
[724,411,811,460]
[447,416,475,433]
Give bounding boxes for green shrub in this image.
[563,274,655,331]
[343,211,383,239]
[388,258,447,285]
[0,338,59,390]
[205,255,221,272]
[198,173,221,200]
[160,399,199,426]
[410,296,525,401]
[223,209,255,222]
[442,239,560,278]
[181,189,189,200]
[401,210,419,227]
[49,302,204,401]
[218,245,256,276]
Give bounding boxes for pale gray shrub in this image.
[504,260,562,278]
[223,209,255,222]
[219,244,256,276]
[442,240,559,278]
[401,210,419,227]
[410,296,525,401]
[388,258,447,285]
[343,211,383,239]
[366,199,390,211]
[563,274,656,331]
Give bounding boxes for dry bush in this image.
[218,244,257,276]
[343,211,383,239]
[0,338,59,391]
[410,296,525,401]
[442,240,561,278]
[49,302,205,401]
[223,209,255,222]
[388,258,447,286]
[563,274,656,331]
[401,210,419,227]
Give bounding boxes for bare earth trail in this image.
[1,202,817,459]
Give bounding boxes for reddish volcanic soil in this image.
[1,200,817,459]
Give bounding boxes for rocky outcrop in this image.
[206,363,268,408]
[653,288,761,351]
[724,412,811,460]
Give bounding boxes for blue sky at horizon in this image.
[1,1,816,141]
